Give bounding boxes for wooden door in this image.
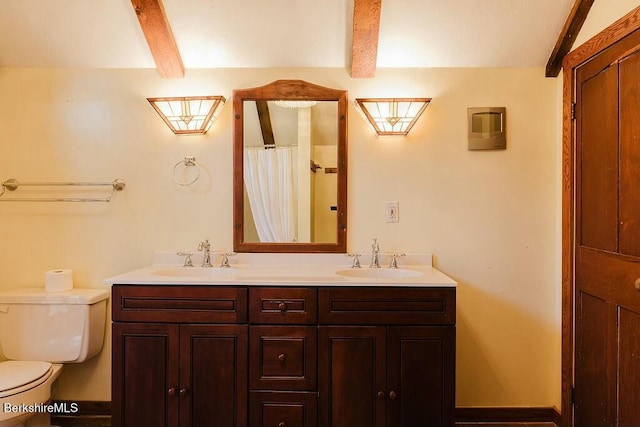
[112,323,180,427]
[179,324,248,427]
[318,326,386,427]
[574,30,640,427]
[387,327,455,427]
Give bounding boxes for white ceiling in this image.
[0,0,574,70]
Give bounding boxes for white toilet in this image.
[0,288,109,427]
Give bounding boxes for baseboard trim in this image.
[50,401,111,427]
[51,400,561,426]
[456,406,560,423]
[552,408,564,427]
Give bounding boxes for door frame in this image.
[561,6,640,427]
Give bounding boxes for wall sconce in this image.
[147,96,226,135]
[355,98,431,135]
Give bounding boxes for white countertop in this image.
[104,253,457,287]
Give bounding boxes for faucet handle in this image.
[220,252,236,268]
[389,253,406,269]
[346,253,362,268]
[177,252,194,267]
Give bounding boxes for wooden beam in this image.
[255,101,275,146]
[351,0,382,78]
[546,0,595,77]
[131,0,185,78]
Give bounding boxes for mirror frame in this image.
[233,79,348,253]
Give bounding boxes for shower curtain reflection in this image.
[243,147,296,242]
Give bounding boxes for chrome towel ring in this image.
[172,156,200,186]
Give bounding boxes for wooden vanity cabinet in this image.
[111,285,248,427]
[318,287,456,427]
[112,284,455,427]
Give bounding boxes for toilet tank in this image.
[0,288,109,363]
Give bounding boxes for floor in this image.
[50,420,556,427]
[457,424,557,427]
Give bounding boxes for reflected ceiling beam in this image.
[131,0,185,78]
[256,101,276,146]
[546,0,595,77]
[351,0,382,78]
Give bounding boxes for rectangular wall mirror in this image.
[233,80,348,253]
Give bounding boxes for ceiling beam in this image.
[131,0,185,78]
[255,101,276,146]
[546,0,595,77]
[351,0,382,78]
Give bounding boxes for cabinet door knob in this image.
[167,387,176,396]
[278,353,286,363]
[179,388,189,396]
[377,391,386,399]
[278,422,286,427]
[389,390,397,400]
[634,278,640,291]
[278,302,287,311]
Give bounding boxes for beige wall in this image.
[573,0,639,48]
[0,0,634,408]
[0,66,560,407]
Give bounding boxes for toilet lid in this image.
[0,361,52,395]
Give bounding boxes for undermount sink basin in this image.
[335,268,423,279]
[151,267,238,278]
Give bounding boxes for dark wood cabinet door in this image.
[318,326,386,427]
[112,323,180,427]
[387,327,455,427]
[179,324,248,427]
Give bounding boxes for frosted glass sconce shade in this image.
[355,98,431,135]
[147,96,226,135]
[274,100,318,109]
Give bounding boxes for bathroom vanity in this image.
[108,254,456,427]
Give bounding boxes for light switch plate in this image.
[385,201,399,223]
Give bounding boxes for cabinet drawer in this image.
[250,391,317,427]
[249,287,317,324]
[318,287,455,325]
[250,326,317,391]
[112,285,247,323]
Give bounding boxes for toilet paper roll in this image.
[45,269,73,293]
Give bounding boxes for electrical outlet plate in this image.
[385,201,399,223]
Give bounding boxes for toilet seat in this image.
[0,361,53,398]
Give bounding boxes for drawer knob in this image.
[179,388,189,396]
[377,391,386,399]
[278,353,286,363]
[167,387,176,396]
[278,302,287,312]
[389,390,397,400]
[635,278,640,291]
[278,422,286,427]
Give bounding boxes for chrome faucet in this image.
[389,253,406,269]
[197,239,213,267]
[370,238,380,268]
